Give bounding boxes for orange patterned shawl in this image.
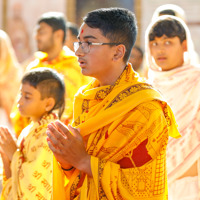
[53,63,180,200]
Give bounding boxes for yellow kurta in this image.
[10,46,91,137]
[1,113,64,200]
[52,63,180,200]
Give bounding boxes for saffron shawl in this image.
[53,63,180,199]
[1,113,64,200]
[145,15,200,189]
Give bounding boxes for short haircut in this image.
[83,7,137,63]
[22,68,65,119]
[149,18,186,43]
[38,12,67,43]
[67,22,79,37]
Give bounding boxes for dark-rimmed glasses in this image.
[74,41,121,53]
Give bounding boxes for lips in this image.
[157,56,167,61]
[78,59,86,67]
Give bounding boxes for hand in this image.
[46,120,92,176]
[0,126,17,161]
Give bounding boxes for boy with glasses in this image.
[47,8,180,200]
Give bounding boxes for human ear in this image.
[182,40,187,51]
[45,97,56,112]
[112,44,126,61]
[54,29,64,42]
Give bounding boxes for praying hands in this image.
[46,120,92,176]
[0,127,17,161]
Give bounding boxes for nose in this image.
[75,44,85,57]
[17,95,23,106]
[157,43,165,54]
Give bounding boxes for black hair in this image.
[22,68,65,119]
[38,12,67,43]
[159,9,176,16]
[149,18,186,43]
[83,7,137,63]
[67,22,79,37]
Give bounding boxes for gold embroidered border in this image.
[70,174,80,199]
[98,159,107,199]
[106,83,154,109]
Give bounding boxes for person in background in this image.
[0,68,66,199]
[0,29,22,195]
[65,22,79,51]
[0,30,22,129]
[151,3,200,65]
[46,7,180,199]
[10,12,91,137]
[129,45,146,77]
[151,4,186,22]
[145,15,200,200]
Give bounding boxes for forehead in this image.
[78,23,106,41]
[150,35,179,41]
[21,83,40,95]
[35,22,52,31]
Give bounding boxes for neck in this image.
[98,64,126,86]
[46,45,63,61]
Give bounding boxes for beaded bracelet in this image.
[61,166,74,171]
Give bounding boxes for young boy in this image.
[146,15,200,199]
[46,8,180,199]
[0,68,65,199]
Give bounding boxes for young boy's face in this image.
[18,83,48,122]
[149,35,187,71]
[75,23,118,82]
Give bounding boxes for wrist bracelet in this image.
[61,166,74,171]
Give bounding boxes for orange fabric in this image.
[52,64,180,199]
[1,113,65,200]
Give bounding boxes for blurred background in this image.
[0,0,200,64]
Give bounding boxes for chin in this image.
[81,68,89,76]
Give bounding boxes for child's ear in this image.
[45,97,55,112]
[112,44,126,61]
[182,40,187,51]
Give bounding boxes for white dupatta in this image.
[145,16,200,193]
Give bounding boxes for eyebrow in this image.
[24,91,33,96]
[77,35,97,40]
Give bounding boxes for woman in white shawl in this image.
[145,15,200,200]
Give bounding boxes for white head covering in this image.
[145,15,200,191]
[145,15,195,72]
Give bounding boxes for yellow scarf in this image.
[53,63,180,199]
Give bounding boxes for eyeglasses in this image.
[73,41,121,53]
